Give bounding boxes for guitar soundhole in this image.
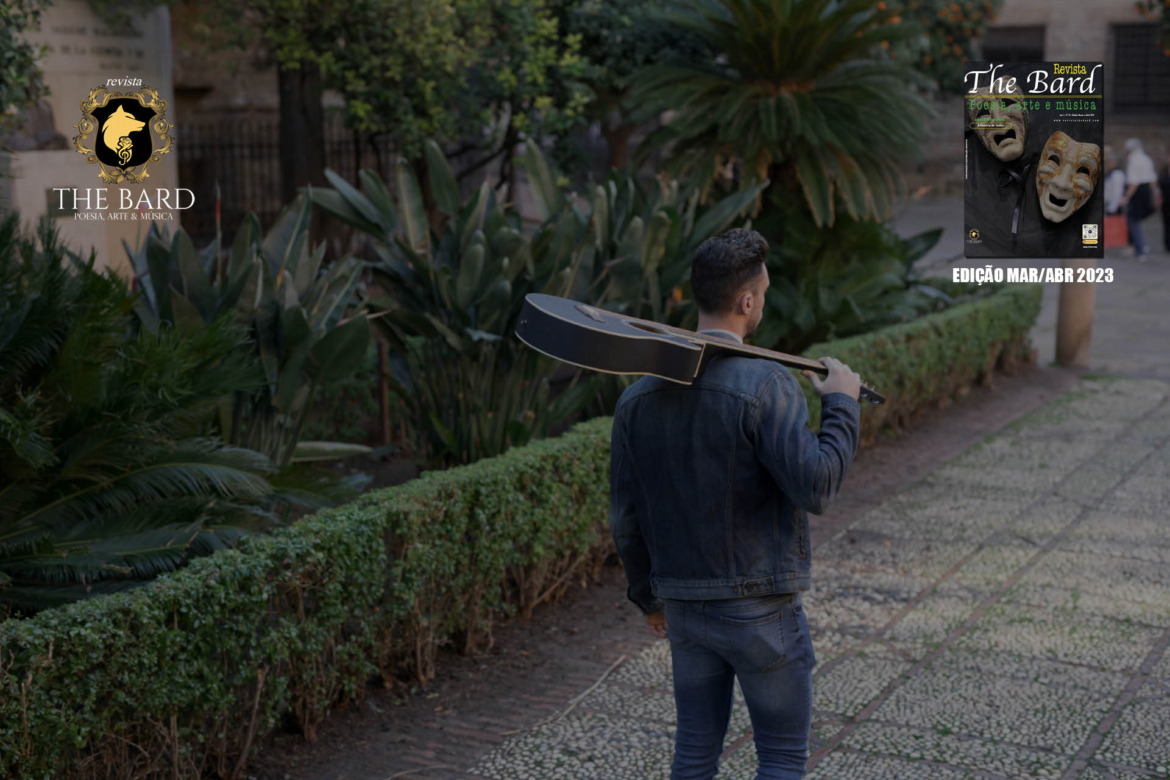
[627,321,667,335]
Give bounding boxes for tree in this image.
[563,0,708,170]
[0,0,51,135]
[629,0,936,227]
[884,0,1007,94]
[1134,0,1170,56]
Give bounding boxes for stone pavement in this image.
[469,375,1170,779]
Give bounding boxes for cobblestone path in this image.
[470,377,1170,780]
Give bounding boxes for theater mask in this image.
[1035,131,1101,223]
[968,85,1029,162]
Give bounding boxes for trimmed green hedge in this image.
[800,281,1043,444]
[0,280,1042,779]
[0,418,612,779]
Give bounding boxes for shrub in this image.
[0,417,613,779]
[800,281,1042,446]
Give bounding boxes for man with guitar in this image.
[608,228,862,779]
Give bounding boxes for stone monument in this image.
[0,0,179,276]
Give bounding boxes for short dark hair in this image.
[690,228,769,315]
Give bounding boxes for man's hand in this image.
[802,356,861,400]
[646,610,667,639]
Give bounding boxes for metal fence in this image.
[174,114,396,245]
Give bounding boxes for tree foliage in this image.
[631,0,936,227]
[885,0,1006,93]
[0,0,51,134]
[0,214,276,614]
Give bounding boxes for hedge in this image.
[0,418,613,780]
[800,282,1042,445]
[0,281,1042,779]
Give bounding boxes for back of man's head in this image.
[690,228,769,316]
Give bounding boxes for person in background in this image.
[1120,138,1159,260]
[1159,145,1170,253]
[1103,146,1126,216]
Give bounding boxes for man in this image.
[609,228,862,780]
[1120,138,1159,259]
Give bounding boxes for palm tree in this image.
[0,214,276,614]
[630,0,936,226]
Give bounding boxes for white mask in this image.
[968,84,1029,162]
[1035,131,1101,223]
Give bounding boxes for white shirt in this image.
[1126,150,1157,185]
[1104,168,1126,213]
[698,328,743,344]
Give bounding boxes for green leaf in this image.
[396,157,430,259]
[902,228,943,265]
[425,140,461,219]
[522,138,562,222]
[309,314,370,384]
[641,211,672,278]
[455,244,485,310]
[169,288,206,336]
[687,181,768,250]
[322,167,384,232]
[592,185,610,251]
[175,231,212,316]
[290,441,374,462]
[461,180,491,254]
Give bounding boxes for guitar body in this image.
[516,294,886,404]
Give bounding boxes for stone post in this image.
[1055,258,1097,367]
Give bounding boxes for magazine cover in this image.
[963,61,1104,259]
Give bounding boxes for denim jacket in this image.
[608,351,861,614]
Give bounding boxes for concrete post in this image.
[1055,258,1097,367]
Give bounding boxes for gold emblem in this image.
[73,86,173,183]
[969,228,980,240]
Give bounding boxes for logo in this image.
[72,86,173,183]
[1082,224,1098,240]
[968,228,980,240]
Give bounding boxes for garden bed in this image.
[0,280,1042,779]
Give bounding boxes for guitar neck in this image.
[650,322,829,375]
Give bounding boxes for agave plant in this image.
[751,192,948,352]
[630,0,936,226]
[0,214,276,614]
[124,194,372,483]
[311,140,598,468]
[517,140,769,411]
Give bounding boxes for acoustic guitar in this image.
[515,293,886,404]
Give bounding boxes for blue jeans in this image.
[1127,202,1149,254]
[664,592,816,780]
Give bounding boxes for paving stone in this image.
[884,590,987,661]
[809,715,849,753]
[1057,512,1170,566]
[871,648,1122,754]
[956,601,1164,673]
[608,640,672,691]
[1093,699,1170,774]
[812,651,913,718]
[990,498,1084,549]
[469,710,675,780]
[1079,764,1166,780]
[842,720,1071,777]
[805,750,989,779]
[946,544,1037,591]
[818,532,978,579]
[805,571,930,662]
